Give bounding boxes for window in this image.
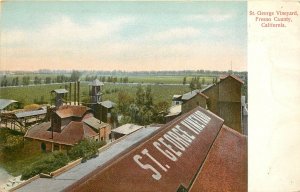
[54,144,60,151]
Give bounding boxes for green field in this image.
[0,73,213,86]
[125,76,213,84]
[0,83,191,106]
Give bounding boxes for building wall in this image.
[99,125,111,142]
[201,77,243,133]
[182,95,207,114]
[202,85,219,115]
[218,77,242,133]
[61,117,71,128]
[113,132,125,140]
[26,138,71,152]
[95,105,107,123]
[218,102,242,133]
[218,77,242,102]
[51,113,61,132]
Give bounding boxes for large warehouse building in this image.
[14,106,247,192]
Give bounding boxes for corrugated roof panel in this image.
[55,105,91,118]
[99,100,115,109]
[15,108,47,118]
[112,124,143,135]
[181,90,199,100]
[83,117,108,130]
[51,89,68,94]
[0,99,18,110]
[66,107,224,192]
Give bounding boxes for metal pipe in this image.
[74,82,77,105]
[77,81,80,105]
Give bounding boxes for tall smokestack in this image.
[74,82,77,105]
[69,82,72,105]
[64,84,68,104]
[77,81,80,105]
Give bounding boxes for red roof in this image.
[65,107,247,192]
[55,105,91,119]
[189,125,247,192]
[25,121,98,146]
[220,74,244,84]
[63,107,246,192]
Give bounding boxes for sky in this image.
[0,1,247,71]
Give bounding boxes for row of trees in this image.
[183,76,218,91]
[78,69,247,77]
[117,85,170,125]
[0,71,81,87]
[85,75,129,83]
[189,77,204,91]
[1,76,31,86]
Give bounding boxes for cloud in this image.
[1,16,134,48]
[0,14,246,71]
[147,27,201,42]
[185,9,236,22]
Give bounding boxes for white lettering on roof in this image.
[133,110,211,181]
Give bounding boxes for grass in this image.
[125,75,213,84]
[0,128,105,179]
[0,84,67,106]
[1,152,50,177]
[0,82,191,106]
[0,128,48,176]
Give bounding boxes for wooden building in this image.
[181,91,208,114]
[167,74,244,134]
[111,124,143,140]
[25,105,110,152]
[202,74,244,133]
[166,90,208,123]
[95,100,116,126]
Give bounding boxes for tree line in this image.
[0,71,81,87]
[117,85,169,125]
[85,75,129,83]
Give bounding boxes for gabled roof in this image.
[15,107,47,118]
[66,107,228,192]
[189,125,247,192]
[172,95,182,101]
[181,90,200,100]
[181,90,209,101]
[166,104,182,117]
[55,105,91,119]
[83,117,109,131]
[0,99,18,110]
[18,107,247,192]
[88,79,104,86]
[25,121,98,146]
[17,126,160,192]
[112,124,143,135]
[99,100,116,109]
[51,89,68,94]
[200,84,215,93]
[219,74,244,84]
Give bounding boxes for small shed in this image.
[0,99,18,111]
[111,124,143,140]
